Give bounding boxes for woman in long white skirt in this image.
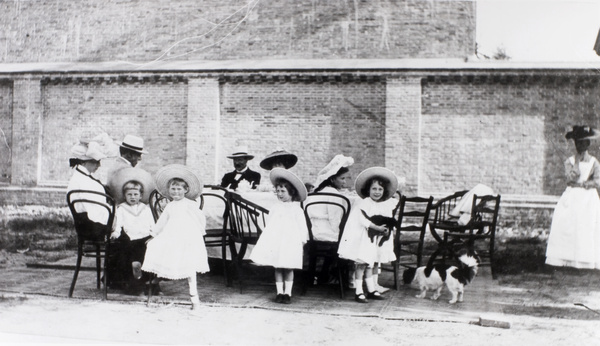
[546,126,600,270]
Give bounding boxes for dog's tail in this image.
[458,254,479,268]
[452,254,479,285]
[402,267,417,284]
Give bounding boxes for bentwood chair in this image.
[392,195,434,289]
[199,185,231,284]
[301,192,351,299]
[224,191,270,293]
[66,190,116,300]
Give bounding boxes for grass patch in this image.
[0,207,76,263]
[495,237,547,275]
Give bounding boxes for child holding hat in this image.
[338,167,398,303]
[141,164,209,310]
[250,168,309,304]
[107,167,155,294]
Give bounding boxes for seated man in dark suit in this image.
[220,146,261,191]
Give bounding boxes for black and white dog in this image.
[402,254,479,304]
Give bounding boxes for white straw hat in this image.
[116,134,148,154]
[270,168,307,202]
[107,167,155,204]
[227,145,254,160]
[154,164,203,200]
[354,167,398,200]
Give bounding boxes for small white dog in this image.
[402,254,479,304]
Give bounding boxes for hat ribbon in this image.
[121,142,144,151]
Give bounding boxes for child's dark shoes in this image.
[275,294,284,303]
[282,294,292,304]
[354,293,368,303]
[367,291,385,300]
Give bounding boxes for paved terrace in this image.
[0,256,512,328]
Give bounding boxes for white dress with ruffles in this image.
[338,197,398,266]
[142,198,209,279]
[546,156,600,269]
[250,201,309,270]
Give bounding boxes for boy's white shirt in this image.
[112,202,155,240]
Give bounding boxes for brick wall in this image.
[39,77,188,185]
[421,75,600,197]
[0,0,475,63]
[217,77,386,186]
[0,80,12,184]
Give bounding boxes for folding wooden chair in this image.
[224,191,269,293]
[301,192,351,299]
[392,195,434,289]
[66,190,116,300]
[428,193,501,278]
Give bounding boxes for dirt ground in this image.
[0,290,598,345]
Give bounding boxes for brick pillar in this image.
[385,76,422,196]
[11,76,42,186]
[186,77,221,186]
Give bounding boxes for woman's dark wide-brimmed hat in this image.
[269,168,307,201]
[154,164,203,200]
[260,150,298,170]
[565,125,600,140]
[354,167,398,200]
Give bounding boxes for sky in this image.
[476,0,600,62]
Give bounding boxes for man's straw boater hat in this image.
[260,149,298,170]
[154,164,203,200]
[107,167,155,204]
[227,145,254,160]
[354,167,398,200]
[270,168,308,202]
[565,125,600,140]
[116,134,148,154]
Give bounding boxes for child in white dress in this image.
[338,167,398,303]
[141,164,208,310]
[250,168,308,304]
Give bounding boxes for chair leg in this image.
[96,245,102,290]
[221,236,229,286]
[103,242,111,300]
[336,259,345,300]
[393,260,399,291]
[69,245,84,298]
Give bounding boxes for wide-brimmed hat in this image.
[154,164,203,200]
[70,141,107,161]
[107,167,155,204]
[227,145,254,160]
[354,167,398,200]
[565,125,600,140]
[116,134,148,154]
[260,150,298,170]
[314,154,354,189]
[270,168,307,202]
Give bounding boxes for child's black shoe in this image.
[282,294,291,304]
[275,294,284,303]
